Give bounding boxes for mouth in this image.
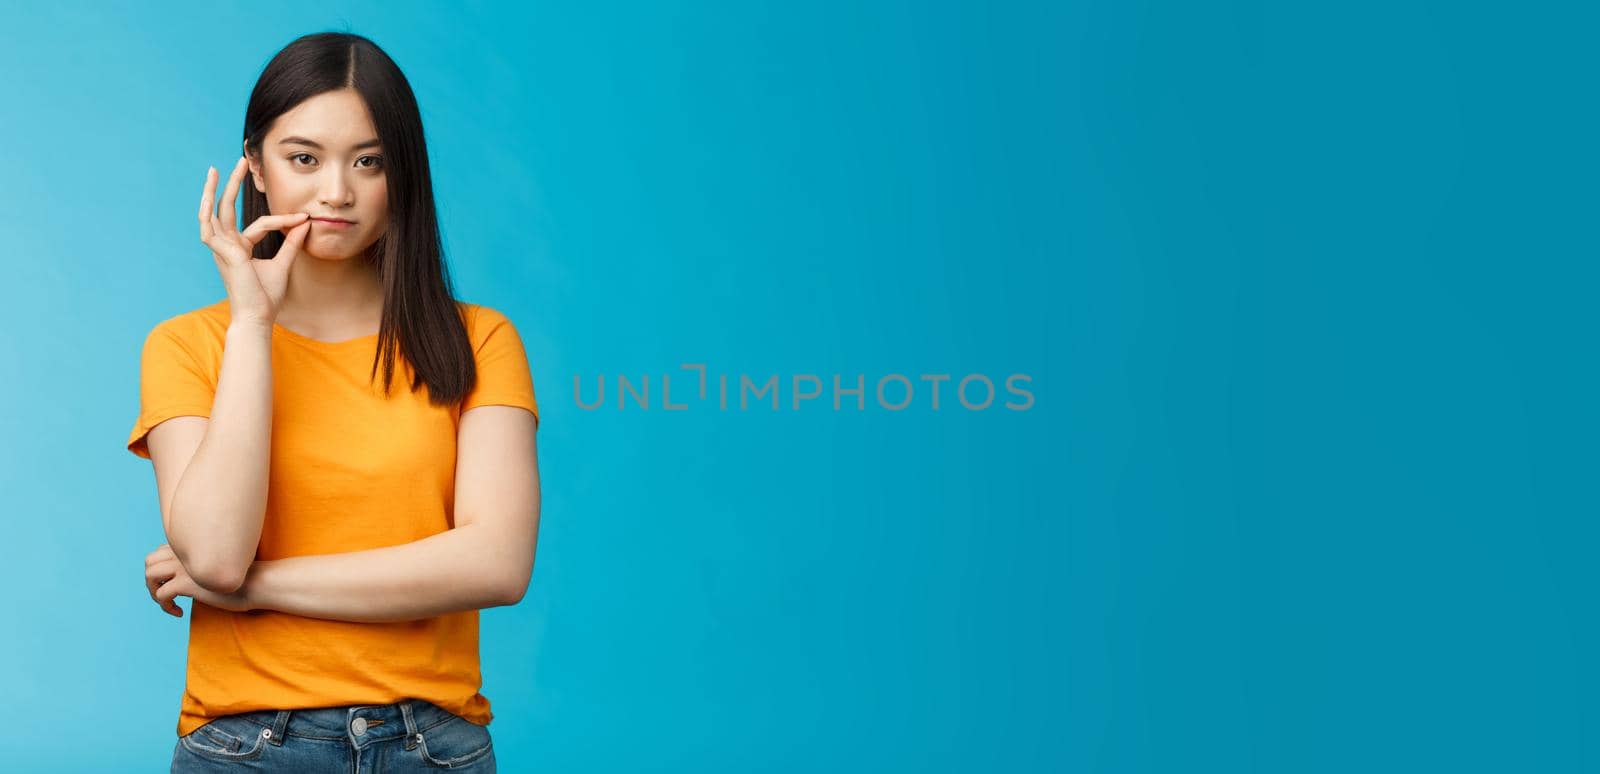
[310,217,356,230]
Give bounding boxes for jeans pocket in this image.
[414,713,494,769]
[178,716,269,762]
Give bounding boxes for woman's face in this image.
[246,88,388,261]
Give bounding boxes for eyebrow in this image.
[277,136,383,151]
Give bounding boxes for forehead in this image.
[266,89,378,146]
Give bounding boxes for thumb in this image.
[276,221,311,269]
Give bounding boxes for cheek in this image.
[259,171,316,211]
[364,185,389,230]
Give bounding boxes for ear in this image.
[243,139,266,192]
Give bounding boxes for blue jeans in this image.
[170,698,495,772]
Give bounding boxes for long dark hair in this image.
[241,32,474,406]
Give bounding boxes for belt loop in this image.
[401,701,420,751]
[269,710,291,746]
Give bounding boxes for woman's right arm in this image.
[148,159,311,593]
[148,320,275,593]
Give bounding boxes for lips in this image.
[310,216,356,231]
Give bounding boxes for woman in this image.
[127,32,540,773]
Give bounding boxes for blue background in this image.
[0,1,1590,772]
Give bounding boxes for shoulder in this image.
[455,301,525,352]
[142,299,231,356]
[455,300,515,332]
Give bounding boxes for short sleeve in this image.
[462,306,540,426]
[127,323,217,459]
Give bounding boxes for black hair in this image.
[241,31,474,406]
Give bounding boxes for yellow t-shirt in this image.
[126,298,539,737]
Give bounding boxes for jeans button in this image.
[352,717,368,736]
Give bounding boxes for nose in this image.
[318,168,354,209]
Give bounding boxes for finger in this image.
[155,577,183,617]
[210,208,238,257]
[218,157,248,234]
[201,231,248,266]
[145,543,173,566]
[148,574,179,611]
[198,166,217,242]
[146,559,177,599]
[241,212,310,247]
[274,220,311,263]
[155,577,187,607]
[160,592,183,617]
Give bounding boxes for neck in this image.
[278,249,385,329]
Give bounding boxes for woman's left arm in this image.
[243,405,540,623]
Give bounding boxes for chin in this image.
[305,242,379,261]
[304,247,356,261]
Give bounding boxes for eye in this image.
[356,155,384,170]
[289,153,316,167]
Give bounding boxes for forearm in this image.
[240,525,517,623]
[169,321,274,591]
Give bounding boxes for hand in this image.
[144,543,253,616]
[198,157,312,327]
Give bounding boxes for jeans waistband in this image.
[226,699,463,750]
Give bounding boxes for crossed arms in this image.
[142,401,541,623]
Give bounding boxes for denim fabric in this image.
[170,698,495,772]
